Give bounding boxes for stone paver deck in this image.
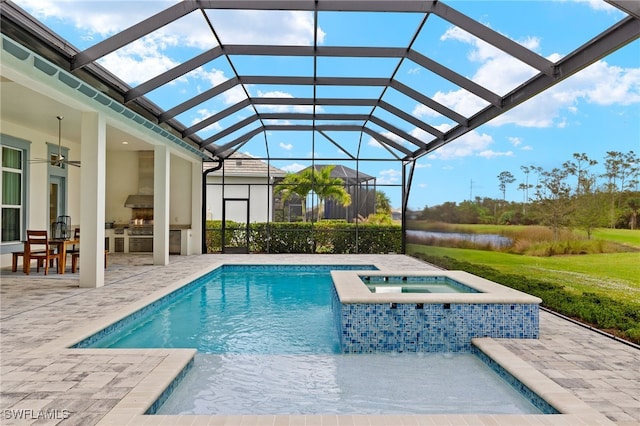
[1,253,638,425]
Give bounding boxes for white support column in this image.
[153,145,170,265]
[79,112,106,288]
[190,160,203,254]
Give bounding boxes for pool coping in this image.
[29,262,614,425]
[332,270,543,304]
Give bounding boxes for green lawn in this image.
[406,244,640,304]
[590,228,640,248]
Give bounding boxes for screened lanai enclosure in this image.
[2,0,638,254]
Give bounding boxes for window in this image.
[1,144,25,243]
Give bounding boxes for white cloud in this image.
[189,68,228,87]
[190,108,222,133]
[440,26,540,96]
[208,10,323,45]
[368,137,383,148]
[570,61,640,106]
[428,129,495,160]
[220,86,249,106]
[425,22,640,129]
[264,119,292,126]
[255,90,316,113]
[561,0,619,13]
[16,0,173,38]
[508,137,522,147]
[477,150,514,159]
[281,162,306,173]
[521,145,534,151]
[279,142,293,150]
[367,131,408,150]
[378,169,401,184]
[410,127,440,142]
[99,35,180,84]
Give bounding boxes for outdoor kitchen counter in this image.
[105,225,191,254]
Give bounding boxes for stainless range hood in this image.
[124,151,154,209]
[124,194,153,208]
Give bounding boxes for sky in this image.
[13,0,640,210]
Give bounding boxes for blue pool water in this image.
[80,265,553,415]
[89,265,371,353]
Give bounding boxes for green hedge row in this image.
[205,220,402,254]
[411,252,640,345]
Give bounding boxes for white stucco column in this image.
[190,160,203,254]
[153,145,170,265]
[79,112,106,288]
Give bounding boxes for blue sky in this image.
[15,0,639,210]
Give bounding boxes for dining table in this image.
[47,238,79,274]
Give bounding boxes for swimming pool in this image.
[75,265,554,415]
[81,265,375,353]
[362,275,478,293]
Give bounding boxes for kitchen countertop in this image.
[105,224,191,230]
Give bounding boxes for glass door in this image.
[49,175,66,230]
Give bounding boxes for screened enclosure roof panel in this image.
[1,0,638,163]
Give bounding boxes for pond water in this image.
[406,230,512,248]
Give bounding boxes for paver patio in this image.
[1,253,638,425]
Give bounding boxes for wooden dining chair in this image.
[69,228,108,273]
[24,230,64,275]
[67,228,80,255]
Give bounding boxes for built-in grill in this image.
[129,224,153,236]
[123,151,154,250]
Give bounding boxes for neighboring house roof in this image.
[302,164,376,185]
[204,152,286,177]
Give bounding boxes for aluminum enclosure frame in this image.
[2,0,638,253]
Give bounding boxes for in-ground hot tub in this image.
[331,270,541,353]
[362,274,480,294]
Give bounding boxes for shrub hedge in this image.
[205,220,402,254]
[411,252,640,345]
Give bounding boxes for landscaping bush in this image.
[411,252,640,345]
[205,221,401,254]
[205,220,234,252]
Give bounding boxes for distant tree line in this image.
[417,151,639,237]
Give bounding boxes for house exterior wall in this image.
[169,155,193,226]
[1,36,208,272]
[0,120,83,267]
[105,151,138,224]
[1,120,82,230]
[206,176,274,223]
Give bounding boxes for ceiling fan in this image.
[32,116,81,167]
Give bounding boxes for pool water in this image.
[367,282,469,293]
[84,265,549,415]
[92,267,348,353]
[362,275,478,294]
[158,353,541,415]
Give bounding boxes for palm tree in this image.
[312,166,352,219]
[375,191,392,216]
[275,170,314,221]
[274,165,351,221]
